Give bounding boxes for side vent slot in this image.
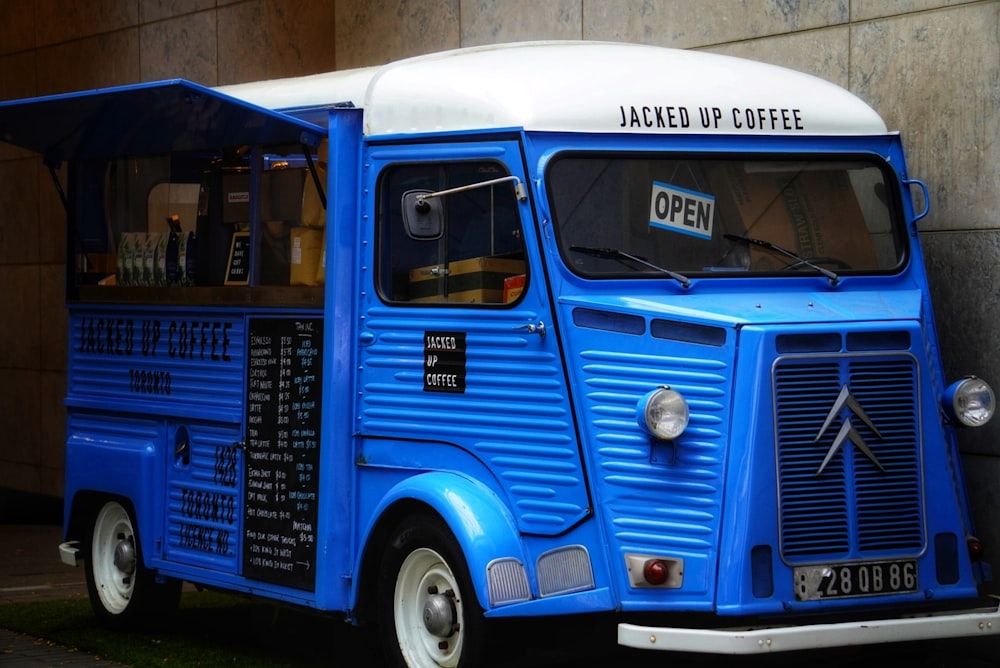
[573,307,645,335]
[847,330,911,351]
[775,333,841,353]
[651,319,726,347]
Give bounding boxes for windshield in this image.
[548,155,904,279]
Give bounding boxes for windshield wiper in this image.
[570,245,691,288]
[724,234,840,286]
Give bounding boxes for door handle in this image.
[514,321,546,338]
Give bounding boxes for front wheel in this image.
[84,500,181,629]
[377,515,487,668]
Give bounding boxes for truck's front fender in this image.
[356,470,528,612]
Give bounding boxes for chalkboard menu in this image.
[225,232,250,285]
[243,317,322,590]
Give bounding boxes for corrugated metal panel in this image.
[164,421,241,571]
[67,308,247,572]
[578,346,729,552]
[359,308,586,534]
[67,310,246,422]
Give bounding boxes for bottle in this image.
[165,214,182,285]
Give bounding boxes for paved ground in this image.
[0,524,88,607]
[0,523,127,666]
[3,491,1000,667]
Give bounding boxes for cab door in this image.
[357,139,589,536]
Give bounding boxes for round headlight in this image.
[638,387,689,440]
[945,376,995,427]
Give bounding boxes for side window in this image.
[377,161,527,305]
[73,143,325,296]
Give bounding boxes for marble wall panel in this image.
[335,0,460,69]
[35,29,141,96]
[0,368,41,465]
[35,467,65,498]
[39,370,67,472]
[0,368,58,496]
[460,0,581,46]
[852,0,976,22]
[140,10,218,84]
[39,264,67,374]
[218,0,338,85]
[0,50,38,104]
[0,2,36,56]
[0,159,40,266]
[0,460,42,495]
[850,3,1000,233]
[139,0,217,24]
[0,266,41,369]
[706,26,850,88]
[33,0,138,48]
[922,229,1000,457]
[582,0,849,48]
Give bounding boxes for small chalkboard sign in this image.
[225,231,250,285]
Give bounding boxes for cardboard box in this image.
[409,256,525,303]
[709,164,876,270]
[503,274,525,303]
[290,227,324,286]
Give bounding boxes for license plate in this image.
[794,559,918,601]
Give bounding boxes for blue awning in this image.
[0,79,325,165]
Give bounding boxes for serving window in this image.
[0,79,326,305]
[71,143,327,305]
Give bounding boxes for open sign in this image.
[649,181,715,240]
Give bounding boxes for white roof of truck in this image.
[217,41,887,137]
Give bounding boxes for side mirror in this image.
[402,189,443,240]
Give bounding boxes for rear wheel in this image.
[84,500,181,629]
[377,515,486,668]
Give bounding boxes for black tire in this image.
[376,515,487,668]
[84,500,181,630]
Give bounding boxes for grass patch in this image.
[0,590,380,667]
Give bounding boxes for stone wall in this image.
[1,1,997,561]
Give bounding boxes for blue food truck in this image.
[1,41,997,666]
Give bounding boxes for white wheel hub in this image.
[422,588,457,637]
[394,547,465,668]
[113,535,136,575]
[92,503,137,615]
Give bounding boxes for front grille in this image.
[774,352,923,561]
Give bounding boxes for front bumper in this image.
[619,600,1000,653]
